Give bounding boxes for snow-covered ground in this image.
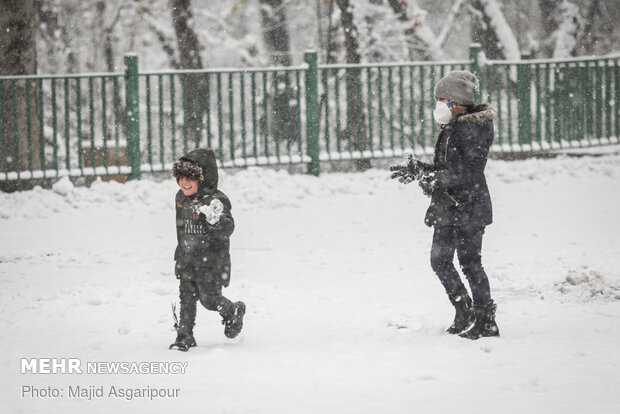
[1,152,620,414]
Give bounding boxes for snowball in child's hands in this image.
[206,199,224,224]
[196,199,224,225]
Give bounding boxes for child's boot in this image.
[170,303,197,351]
[169,327,197,352]
[223,301,246,339]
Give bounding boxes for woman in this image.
[391,70,499,339]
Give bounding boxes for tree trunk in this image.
[386,0,435,60]
[335,0,370,171]
[538,0,560,57]
[0,0,41,189]
[470,0,507,59]
[258,0,299,146]
[259,0,292,67]
[325,0,338,64]
[96,1,125,73]
[171,0,206,147]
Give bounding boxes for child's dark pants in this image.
[178,277,234,334]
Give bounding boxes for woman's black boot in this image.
[446,287,475,334]
[459,300,500,340]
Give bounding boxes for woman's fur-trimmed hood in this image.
[457,103,496,124]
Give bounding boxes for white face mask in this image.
[433,101,453,124]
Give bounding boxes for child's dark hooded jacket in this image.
[174,149,234,286]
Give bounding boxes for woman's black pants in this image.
[430,225,492,305]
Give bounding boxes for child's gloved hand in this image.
[196,199,224,225]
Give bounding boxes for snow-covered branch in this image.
[478,0,521,60]
[550,0,585,58]
[394,0,445,60]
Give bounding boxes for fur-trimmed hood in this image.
[172,158,204,182]
[456,103,496,124]
[172,148,219,195]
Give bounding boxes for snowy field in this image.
[1,151,620,414]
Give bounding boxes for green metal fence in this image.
[1,45,618,182]
[317,60,473,161]
[0,71,127,181]
[137,62,309,176]
[479,53,619,152]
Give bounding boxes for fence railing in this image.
[479,52,619,152]
[0,72,128,181]
[137,63,309,176]
[317,60,473,162]
[1,45,618,182]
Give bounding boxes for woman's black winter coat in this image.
[424,103,495,228]
[174,149,235,286]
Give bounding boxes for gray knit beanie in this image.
[433,70,479,105]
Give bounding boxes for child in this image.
[169,148,245,351]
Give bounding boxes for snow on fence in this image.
[1,45,618,182]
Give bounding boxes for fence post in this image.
[469,43,482,105]
[304,50,320,176]
[124,53,141,180]
[517,53,532,146]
